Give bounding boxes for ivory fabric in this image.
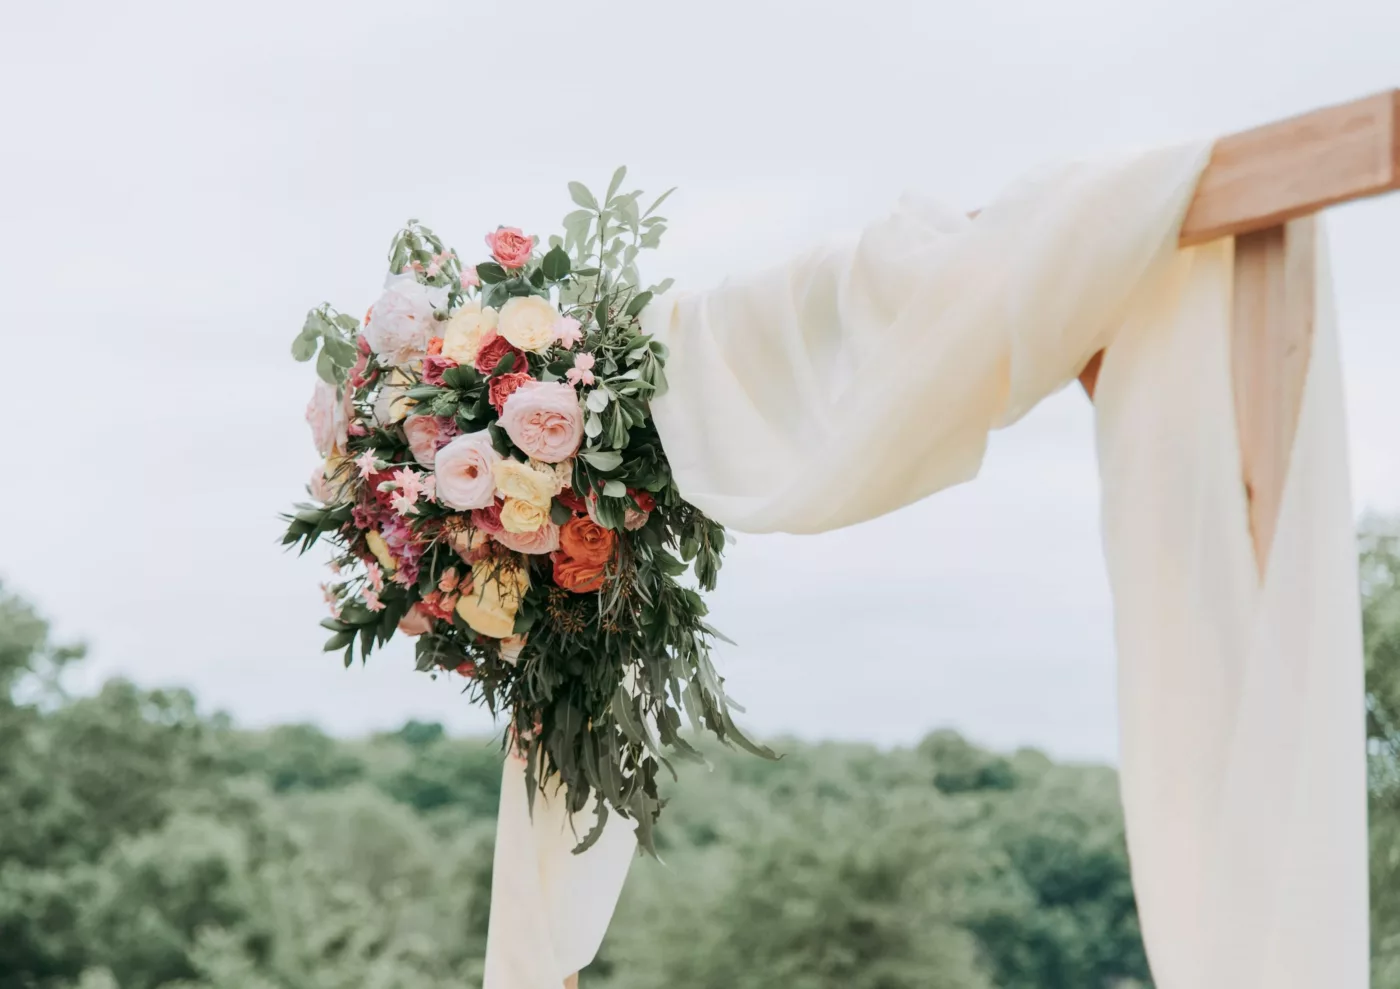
[638,145,1369,986]
[482,754,637,989]
[482,143,1369,987]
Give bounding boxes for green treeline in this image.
[2,516,1397,988]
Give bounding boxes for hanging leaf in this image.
[568,182,599,210]
[476,262,508,284]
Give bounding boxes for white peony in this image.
[363,272,448,366]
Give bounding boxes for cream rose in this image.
[434,431,503,510]
[498,296,561,354]
[493,519,560,555]
[441,302,499,364]
[319,453,355,504]
[499,497,548,533]
[455,559,528,638]
[492,459,560,509]
[364,529,396,572]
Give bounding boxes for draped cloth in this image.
[483,142,1369,987]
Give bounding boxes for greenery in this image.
[1,514,1397,987]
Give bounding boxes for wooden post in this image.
[1230,218,1317,577]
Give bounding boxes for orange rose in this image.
[558,517,615,567]
[551,552,607,593]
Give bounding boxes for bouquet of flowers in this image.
[283,169,770,853]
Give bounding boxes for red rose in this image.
[489,371,532,413]
[556,487,587,514]
[422,354,457,386]
[630,489,655,512]
[473,329,529,376]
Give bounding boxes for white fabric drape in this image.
[639,145,1369,987]
[483,142,1370,988]
[482,755,636,989]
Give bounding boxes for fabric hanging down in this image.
[483,142,1369,989]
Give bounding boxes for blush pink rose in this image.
[422,354,457,386]
[473,329,528,376]
[470,501,505,535]
[397,605,435,637]
[493,519,561,555]
[498,381,584,464]
[306,380,347,456]
[403,415,458,467]
[433,431,502,510]
[485,227,536,269]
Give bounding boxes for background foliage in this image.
[2,514,1397,988]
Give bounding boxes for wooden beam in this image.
[1178,89,1400,246]
[1230,218,1318,577]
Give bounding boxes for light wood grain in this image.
[1179,90,1399,247]
[1230,218,1317,578]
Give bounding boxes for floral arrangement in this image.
[283,169,770,853]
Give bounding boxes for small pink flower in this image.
[461,265,481,288]
[365,561,384,593]
[364,590,385,612]
[426,250,455,279]
[485,227,536,269]
[439,567,460,593]
[565,352,596,388]
[423,475,437,503]
[393,467,425,503]
[554,316,583,348]
[355,450,380,478]
[391,492,417,516]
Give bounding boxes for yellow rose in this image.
[497,296,560,354]
[441,302,499,364]
[373,385,415,426]
[364,529,396,572]
[456,559,528,638]
[499,497,548,533]
[492,459,560,509]
[321,453,356,504]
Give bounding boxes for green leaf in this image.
[585,388,610,413]
[476,261,508,284]
[568,182,598,210]
[323,629,355,652]
[333,313,360,332]
[290,333,318,361]
[315,349,339,385]
[585,412,603,439]
[643,187,677,219]
[624,291,653,318]
[602,479,626,498]
[605,166,627,204]
[541,245,571,281]
[581,449,623,471]
[322,335,357,366]
[550,499,573,525]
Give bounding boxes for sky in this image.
[2,0,1397,764]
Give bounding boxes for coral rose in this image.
[441,302,498,364]
[473,329,528,376]
[489,371,531,413]
[498,381,584,463]
[499,295,561,354]
[434,431,502,510]
[551,552,606,593]
[485,227,536,269]
[559,516,616,567]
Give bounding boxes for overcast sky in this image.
[3,0,1397,763]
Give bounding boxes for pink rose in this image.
[309,464,333,503]
[498,381,584,464]
[433,431,502,510]
[306,380,347,456]
[403,415,458,467]
[485,227,536,269]
[397,605,435,637]
[470,501,505,535]
[493,519,561,555]
[364,272,448,366]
